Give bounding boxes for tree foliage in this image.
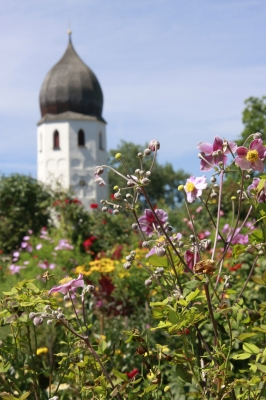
[0,174,53,253]
[237,96,266,145]
[108,140,189,207]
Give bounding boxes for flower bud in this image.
[155,247,166,257]
[141,178,150,185]
[114,192,121,199]
[132,223,138,230]
[44,305,51,312]
[137,152,143,158]
[96,167,104,175]
[146,171,151,177]
[135,169,140,175]
[33,317,43,326]
[245,174,250,180]
[113,209,119,215]
[177,185,184,191]
[123,262,132,270]
[231,196,236,200]
[148,140,160,151]
[126,193,131,198]
[127,180,135,187]
[211,176,216,182]
[87,285,95,293]
[47,319,53,325]
[29,312,36,319]
[102,206,108,212]
[144,148,151,156]
[145,278,152,286]
[142,241,149,248]
[126,255,134,261]
[130,251,136,256]
[115,153,121,159]
[64,294,70,300]
[254,132,262,139]
[57,313,65,319]
[211,192,217,198]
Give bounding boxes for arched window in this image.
[78,129,85,146]
[53,130,60,149]
[99,132,104,150]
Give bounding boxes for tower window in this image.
[99,132,104,150]
[78,129,85,146]
[53,130,60,149]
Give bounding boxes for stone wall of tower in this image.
[37,118,108,210]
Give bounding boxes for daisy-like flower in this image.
[197,136,237,171]
[184,176,207,203]
[49,274,84,295]
[138,209,168,237]
[235,139,266,173]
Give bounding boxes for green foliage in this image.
[0,174,52,253]
[108,140,189,207]
[237,96,266,145]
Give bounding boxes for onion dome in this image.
[39,33,103,120]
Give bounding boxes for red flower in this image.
[110,193,115,200]
[83,236,97,249]
[127,368,139,379]
[230,263,242,272]
[90,203,98,209]
[73,198,82,204]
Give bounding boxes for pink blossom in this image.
[184,176,207,203]
[235,139,266,172]
[49,274,84,295]
[138,209,168,237]
[9,264,25,274]
[197,136,237,171]
[196,206,203,213]
[36,244,42,250]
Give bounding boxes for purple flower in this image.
[54,239,74,251]
[49,274,84,295]
[197,136,237,171]
[184,176,207,203]
[138,209,168,237]
[248,177,266,202]
[36,243,42,250]
[9,264,25,274]
[13,251,20,258]
[23,236,30,241]
[235,139,266,172]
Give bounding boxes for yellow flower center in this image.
[59,276,73,284]
[185,182,195,192]
[246,150,259,162]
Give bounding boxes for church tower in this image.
[37,32,108,210]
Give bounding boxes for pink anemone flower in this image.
[197,136,237,171]
[49,274,84,295]
[138,209,168,237]
[184,176,207,203]
[235,139,266,173]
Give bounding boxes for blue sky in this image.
[1,0,266,178]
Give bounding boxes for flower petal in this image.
[197,142,213,153]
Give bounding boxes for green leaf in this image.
[252,276,265,285]
[232,244,246,259]
[250,229,264,244]
[145,384,158,393]
[243,343,260,354]
[231,353,252,360]
[168,309,179,324]
[19,392,31,400]
[148,255,168,267]
[186,288,200,303]
[238,332,257,341]
[2,287,18,296]
[256,363,266,373]
[112,369,128,381]
[98,340,108,354]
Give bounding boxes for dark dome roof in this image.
[39,37,103,119]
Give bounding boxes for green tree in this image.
[108,140,189,207]
[237,96,266,145]
[0,174,53,253]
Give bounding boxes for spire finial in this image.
[67,29,72,42]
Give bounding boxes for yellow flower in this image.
[36,347,48,356]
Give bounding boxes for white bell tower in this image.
[37,32,108,209]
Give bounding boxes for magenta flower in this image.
[184,249,200,272]
[36,243,42,250]
[49,274,84,295]
[197,136,237,171]
[54,239,74,251]
[184,176,207,203]
[235,139,266,172]
[9,264,25,274]
[138,209,168,237]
